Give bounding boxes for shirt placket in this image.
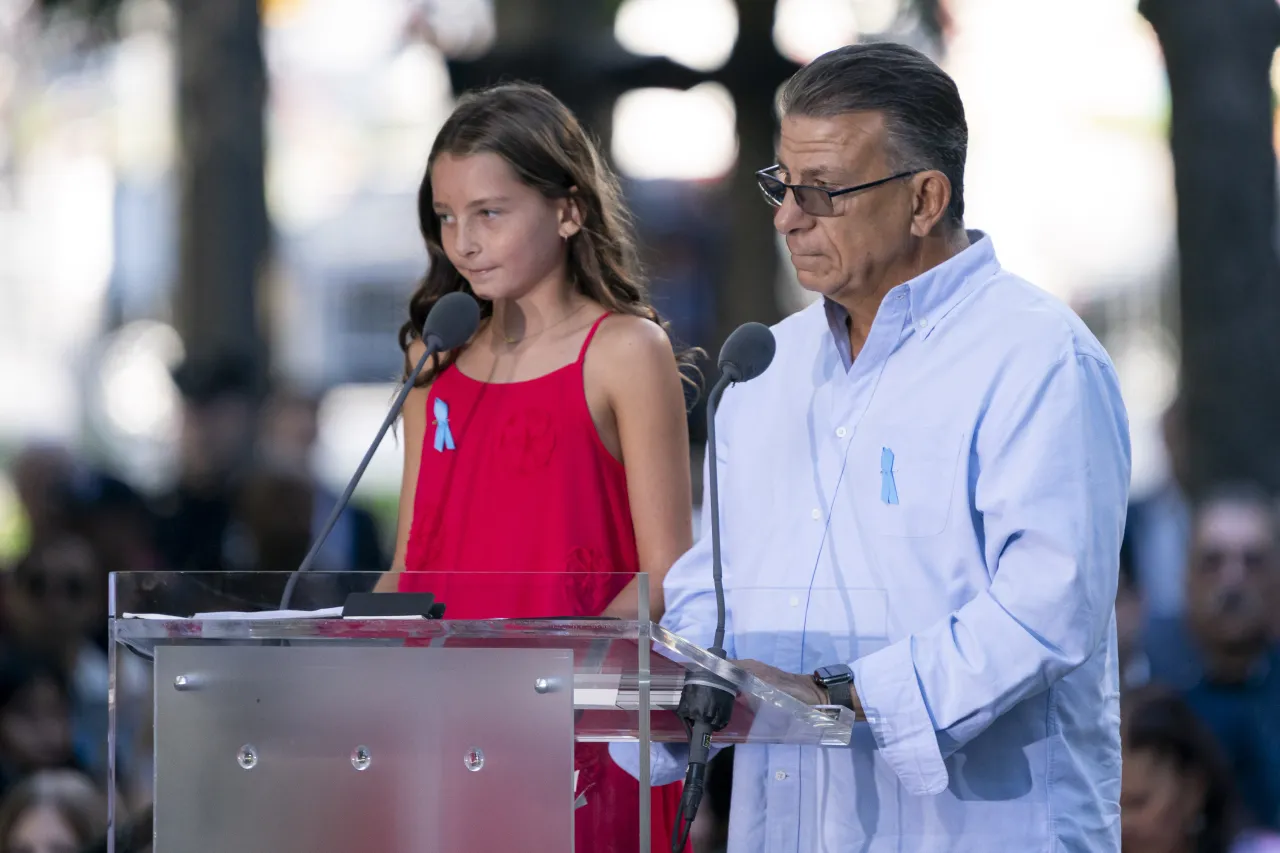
[762,301,909,851]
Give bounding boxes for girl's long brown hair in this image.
[400,82,700,394]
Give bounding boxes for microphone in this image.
[703,321,774,653]
[279,292,480,610]
[671,321,776,852]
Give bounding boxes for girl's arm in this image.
[374,339,432,593]
[589,317,695,621]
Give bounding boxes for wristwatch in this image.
[813,664,854,710]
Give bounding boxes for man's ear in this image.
[910,171,952,237]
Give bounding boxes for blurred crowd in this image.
[0,359,1279,853]
[0,355,389,851]
[1112,395,1280,852]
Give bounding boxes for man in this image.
[1176,485,1280,828]
[1126,394,1192,618]
[152,355,258,572]
[1116,535,1153,691]
[612,43,1131,851]
[256,385,386,574]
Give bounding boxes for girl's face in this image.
[7,805,79,853]
[1121,747,1206,853]
[430,152,579,302]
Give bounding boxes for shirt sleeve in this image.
[849,351,1131,795]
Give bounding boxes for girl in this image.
[0,770,107,853]
[376,82,696,852]
[1121,686,1280,853]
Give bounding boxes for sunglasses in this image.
[756,166,921,217]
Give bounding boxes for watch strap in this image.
[813,664,854,711]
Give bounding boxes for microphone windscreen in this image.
[717,322,776,383]
[422,292,481,351]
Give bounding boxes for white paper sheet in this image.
[123,607,344,621]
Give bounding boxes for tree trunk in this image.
[1140,0,1280,499]
[716,0,797,348]
[173,0,270,391]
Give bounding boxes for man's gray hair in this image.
[777,42,968,226]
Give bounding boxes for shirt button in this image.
[918,318,928,329]
[789,596,800,607]
[811,508,821,520]
[775,770,788,781]
[836,427,847,438]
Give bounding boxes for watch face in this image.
[817,666,851,684]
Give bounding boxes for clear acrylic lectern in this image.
[109,571,857,852]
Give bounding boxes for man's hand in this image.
[734,659,828,706]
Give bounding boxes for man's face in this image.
[6,537,102,654]
[772,111,920,305]
[1186,500,1277,655]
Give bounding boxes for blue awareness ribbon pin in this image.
[880,447,899,505]
[433,397,456,452]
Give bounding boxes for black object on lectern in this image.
[342,592,446,620]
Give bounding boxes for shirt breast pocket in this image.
[851,425,966,538]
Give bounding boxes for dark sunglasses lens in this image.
[757,174,785,206]
[794,186,833,216]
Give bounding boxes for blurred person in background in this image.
[1127,394,1193,621]
[9,445,75,552]
[374,82,696,852]
[1117,531,1153,691]
[1,537,145,790]
[1122,685,1280,853]
[58,471,159,582]
[152,356,257,572]
[256,386,384,573]
[0,770,107,853]
[0,650,77,800]
[1175,485,1280,829]
[54,471,160,657]
[223,462,315,574]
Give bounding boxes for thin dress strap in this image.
[577,312,611,363]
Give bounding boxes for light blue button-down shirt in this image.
[612,231,1131,852]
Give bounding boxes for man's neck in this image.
[840,228,970,358]
[1202,643,1270,686]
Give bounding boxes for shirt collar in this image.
[823,229,1000,350]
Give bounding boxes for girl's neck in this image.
[491,279,588,345]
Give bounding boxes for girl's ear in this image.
[558,187,584,239]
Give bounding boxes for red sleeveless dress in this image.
[401,313,688,853]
